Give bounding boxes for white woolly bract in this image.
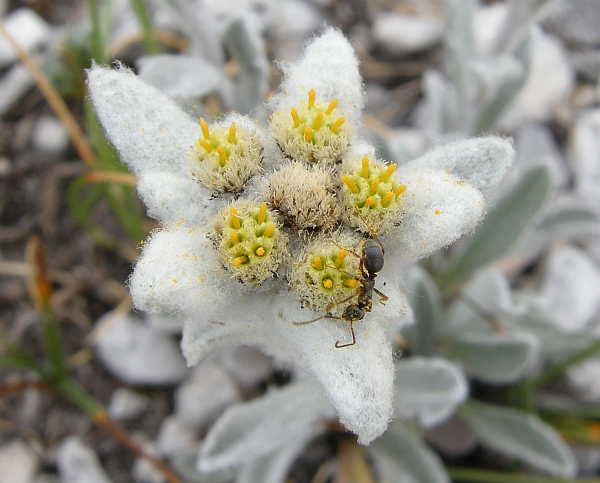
[386,168,485,265]
[87,64,198,179]
[131,224,401,444]
[268,28,365,128]
[406,136,515,195]
[87,64,212,227]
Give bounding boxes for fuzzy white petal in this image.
[268,27,365,126]
[86,64,198,178]
[137,173,214,225]
[390,168,485,264]
[405,137,515,195]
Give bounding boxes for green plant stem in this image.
[533,339,600,390]
[40,305,67,380]
[88,0,108,64]
[130,0,160,54]
[54,376,104,418]
[448,468,600,483]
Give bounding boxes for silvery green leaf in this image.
[405,267,443,356]
[198,382,328,472]
[370,452,418,483]
[444,0,475,120]
[171,449,235,483]
[419,70,455,141]
[449,331,538,383]
[224,17,269,115]
[157,0,223,64]
[237,438,311,483]
[491,0,557,55]
[437,165,551,291]
[459,401,577,477]
[395,357,468,428]
[442,267,515,336]
[517,309,599,362]
[471,47,529,134]
[372,422,449,483]
[136,54,223,100]
[520,198,600,256]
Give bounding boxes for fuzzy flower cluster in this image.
[87,28,514,444]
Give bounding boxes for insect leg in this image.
[335,319,356,348]
[373,287,389,305]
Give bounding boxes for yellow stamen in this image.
[200,118,210,140]
[343,278,358,288]
[334,249,347,267]
[381,164,397,182]
[323,279,333,289]
[365,196,376,208]
[304,126,313,143]
[330,117,345,134]
[314,112,323,130]
[369,177,380,195]
[312,257,323,270]
[325,98,338,115]
[263,223,275,238]
[233,256,248,266]
[362,156,369,179]
[228,123,236,143]
[341,175,359,193]
[308,89,316,110]
[257,202,267,224]
[395,184,407,196]
[255,246,265,257]
[217,146,227,164]
[291,108,300,128]
[230,207,241,229]
[229,231,239,244]
[381,191,395,207]
[199,139,213,152]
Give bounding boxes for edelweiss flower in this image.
[87,28,513,444]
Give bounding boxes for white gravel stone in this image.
[32,115,69,153]
[132,442,164,483]
[0,8,51,68]
[156,415,196,457]
[550,0,600,46]
[0,63,34,117]
[175,360,241,431]
[56,436,113,483]
[498,28,574,131]
[107,387,150,421]
[0,440,38,483]
[218,346,272,388]
[372,13,443,55]
[94,314,187,386]
[145,313,184,335]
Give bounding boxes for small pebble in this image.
[372,13,442,55]
[0,8,51,68]
[94,314,187,386]
[107,387,150,421]
[0,440,38,483]
[175,360,240,431]
[56,436,113,483]
[31,115,69,153]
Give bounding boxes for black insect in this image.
[293,238,388,348]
